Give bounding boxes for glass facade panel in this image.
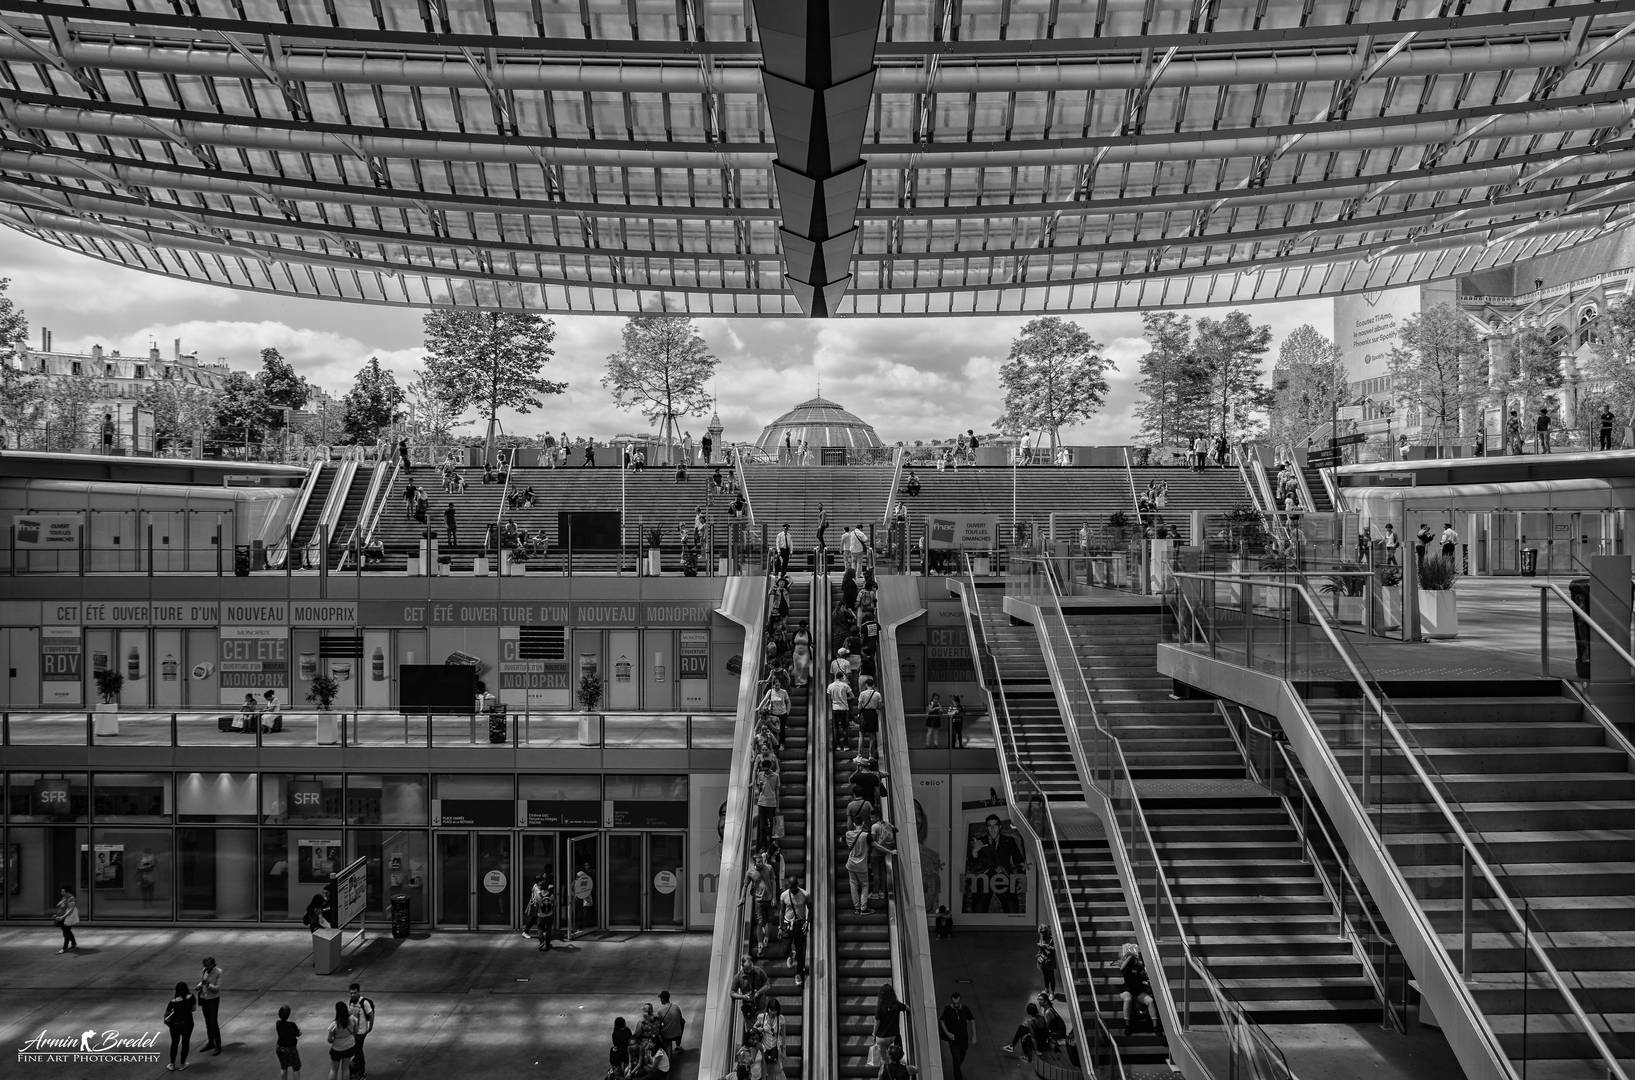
[262,774,345,825]
[177,827,256,920]
[8,774,89,823]
[7,826,86,917]
[349,829,429,924]
[176,773,256,824]
[347,776,429,825]
[89,827,171,920]
[93,773,172,822]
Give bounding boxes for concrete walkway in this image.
[0,927,709,1079]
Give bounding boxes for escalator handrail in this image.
[1015,554,1291,1080]
[877,589,943,1080]
[1170,570,1628,1080]
[809,570,836,1080]
[955,570,1126,1080]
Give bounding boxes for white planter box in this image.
[578,713,599,745]
[1337,596,1364,625]
[473,556,489,576]
[1419,591,1459,639]
[1380,587,1403,630]
[93,707,119,737]
[971,555,992,576]
[647,549,662,577]
[316,712,340,745]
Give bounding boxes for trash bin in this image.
[1569,577,1592,678]
[312,927,342,974]
[487,707,508,744]
[234,544,252,576]
[390,894,411,939]
[251,538,267,570]
[1521,547,1539,576]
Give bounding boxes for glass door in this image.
[435,833,470,927]
[474,832,513,928]
[520,832,561,937]
[607,833,644,928]
[648,833,686,929]
[567,833,600,938]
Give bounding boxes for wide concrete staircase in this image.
[1065,604,1383,1025]
[739,464,895,551]
[1126,467,1256,544]
[1317,687,1635,1077]
[369,466,507,568]
[962,581,1174,1073]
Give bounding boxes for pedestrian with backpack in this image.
[844,820,874,915]
[656,989,686,1058]
[347,983,374,1079]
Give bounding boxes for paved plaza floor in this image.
[0,926,710,1079]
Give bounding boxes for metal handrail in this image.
[1017,556,1294,1080]
[884,445,906,525]
[810,570,836,1080]
[1171,570,1631,1080]
[957,565,1126,1080]
[1536,582,1635,767]
[734,451,758,533]
[1120,445,1143,521]
[1222,701,1407,1033]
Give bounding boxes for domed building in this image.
[755,395,885,457]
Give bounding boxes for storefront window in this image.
[92,773,172,822]
[176,772,256,824]
[349,830,429,924]
[432,775,515,829]
[88,827,171,920]
[347,775,428,825]
[518,775,600,830]
[262,774,344,824]
[6,773,88,823]
[603,774,687,829]
[6,826,86,918]
[177,827,256,920]
[265,828,345,922]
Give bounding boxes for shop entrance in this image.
[435,831,513,929]
[567,832,599,937]
[605,831,687,929]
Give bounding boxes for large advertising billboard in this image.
[1334,287,1420,384]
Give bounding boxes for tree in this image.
[138,380,216,454]
[421,310,564,463]
[1135,312,1208,447]
[1585,293,1635,438]
[43,372,104,451]
[1194,311,1274,439]
[1267,324,1347,448]
[992,316,1113,453]
[1502,324,1565,422]
[0,278,40,447]
[339,357,405,445]
[601,313,719,463]
[208,370,266,453]
[1389,305,1485,450]
[253,347,313,428]
[404,371,460,443]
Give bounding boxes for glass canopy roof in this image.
[1,0,1632,314]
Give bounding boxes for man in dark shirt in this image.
[729,956,767,1032]
[939,991,976,1080]
[850,761,884,815]
[1601,407,1618,451]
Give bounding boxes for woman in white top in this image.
[757,996,788,1073]
[325,1001,358,1080]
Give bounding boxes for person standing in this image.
[729,956,768,1033]
[164,981,196,1072]
[782,431,794,464]
[53,886,79,953]
[101,412,116,454]
[1536,405,1553,454]
[779,876,810,985]
[347,982,375,1079]
[775,524,792,576]
[938,991,977,1080]
[324,1001,358,1080]
[1601,406,1618,451]
[681,431,694,465]
[871,983,908,1063]
[828,669,853,743]
[443,502,457,547]
[924,693,943,749]
[396,438,411,471]
[948,695,966,749]
[1440,522,1459,563]
[1414,523,1434,566]
[582,441,597,467]
[274,1004,301,1080]
[1382,523,1401,565]
[815,503,830,553]
[1507,409,1524,454]
[700,431,713,465]
[656,989,685,1058]
[196,956,224,1055]
[844,818,874,915]
[1035,925,1058,997]
[1213,431,1229,468]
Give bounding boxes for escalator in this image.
[289,463,337,555]
[326,462,376,565]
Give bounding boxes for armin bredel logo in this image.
[17,1027,162,1064]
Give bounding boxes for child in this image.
[275,1004,301,1079]
[934,905,953,940]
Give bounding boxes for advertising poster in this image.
[153,629,183,708]
[926,514,999,550]
[679,629,710,710]
[92,843,124,890]
[954,776,1032,926]
[219,626,290,706]
[40,627,83,706]
[362,631,392,709]
[119,629,148,707]
[912,774,950,923]
[298,839,341,884]
[13,513,80,548]
[686,774,731,929]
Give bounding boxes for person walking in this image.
[939,991,976,1080]
[396,438,411,471]
[443,502,457,547]
[537,882,557,951]
[347,982,375,1079]
[1382,523,1401,565]
[324,1001,358,1080]
[871,983,908,1065]
[775,524,792,576]
[656,989,685,1058]
[1536,405,1553,454]
[1506,409,1524,454]
[924,693,943,748]
[163,981,196,1071]
[1213,432,1229,468]
[52,886,79,953]
[274,1004,301,1080]
[779,875,810,985]
[1601,406,1618,451]
[1035,925,1058,997]
[196,956,224,1055]
[815,503,830,555]
[700,431,713,465]
[681,431,694,466]
[582,441,597,467]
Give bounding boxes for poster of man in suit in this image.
[958,784,1029,919]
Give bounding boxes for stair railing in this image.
[1169,570,1630,1080]
[1537,582,1635,766]
[1220,701,1409,1033]
[1011,554,1295,1080]
[1120,445,1143,521]
[810,570,838,1080]
[884,444,906,525]
[955,566,1126,1080]
[337,460,392,570]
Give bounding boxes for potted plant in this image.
[1418,556,1459,638]
[307,674,341,744]
[1378,562,1404,630]
[94,668,123,710]
[646,527,663,577]
[576,671,604,745]
[1322,563,1368,624]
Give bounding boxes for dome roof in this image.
[756,396,884,454]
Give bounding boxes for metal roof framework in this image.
[2,0,1635,316]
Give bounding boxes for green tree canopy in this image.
[138,380,215,452]
[422,311,563,460]
[1586,295,1635,434]
[601,313,719,457]
[1135,312,1208,446]
[1194,311,1274,439]
[0,278,40,445]
[253,347,313,426]
[1501,324,1565,420]
[1388,305,1485,449]
[207,370,266,450]
[340,356,405,445]
[1267,324,1346,447]
[404,370,461,443]
[993,316,1112,452]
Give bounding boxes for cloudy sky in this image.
[1,230,1333,445]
